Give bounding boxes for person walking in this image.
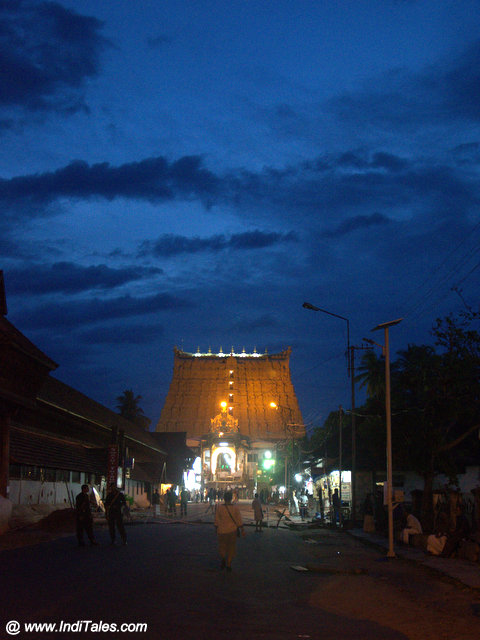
[299,490,309,520]
[332,488,341,525]
[167,488,177,516]
[75,484,98,547]
[251,493,264,532]
[180,487,189,517]
[152,488,160,516]
[104,483,127,545]
[214,490,245,571]
[205,487,215,514]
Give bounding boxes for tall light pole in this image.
[371,318,403,558]
[303,302,354,521]
[302,303,350,366]
[269,401,299,495]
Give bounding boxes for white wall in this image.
[125,478,150,508]
[8,479,82,507]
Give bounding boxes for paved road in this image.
[1,514,479,640]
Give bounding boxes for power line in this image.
[403,218,480,322]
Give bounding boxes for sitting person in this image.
[427,512,449,556]
[441,504,471,558]
[401,508,422,544]
[427,532,447,556]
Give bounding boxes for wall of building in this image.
[8,472,153,509]
[124,478,150,508]
[9,479,82,508]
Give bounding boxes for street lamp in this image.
[269,401,293,491]
[303,302,355,521]
[371,318,403,558]
[302,303,350,365]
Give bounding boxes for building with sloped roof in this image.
[0,272,190,518]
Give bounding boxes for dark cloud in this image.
[337,152,369,169]
[231,314,278,332]
[335,151,408,172]
[370,152,409,172]
[0,156,219,219]
[0,236,23,258]
[329,40,480,129]
[0,117,15,131]
[79,323,163,345]
[229,230,297,249]
[6,262,163,295]
[443,41,480,121]
[17,292,191,329]
[323,212,391,238]
[0,0,107,113]
[139,234,225,257]
[0,146,476,240]
[139,230,297,257]
[146,34,171,49]
[450,142,480,165]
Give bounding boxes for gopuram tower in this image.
[156,346,304,496]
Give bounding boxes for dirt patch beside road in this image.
[312,573,478,640]
[303,530,480,640]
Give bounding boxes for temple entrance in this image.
[211,446,236,475]
[216,451,233,473]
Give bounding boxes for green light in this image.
[262,459,275,470]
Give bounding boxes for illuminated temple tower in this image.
[156,346,304,495]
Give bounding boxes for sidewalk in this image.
[348,528,480,590]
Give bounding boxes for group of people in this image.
[75,483,127,547]
[76,484,270,573]
[361,492,474,559]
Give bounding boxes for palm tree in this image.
[116,389,146,425]
[355,350,386,399]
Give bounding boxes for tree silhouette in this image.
[309,311,480,529]
[116,389,146,426]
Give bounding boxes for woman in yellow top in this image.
[214,490,245,571]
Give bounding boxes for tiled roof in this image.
[38,376,166,455]
[0,316,57,370]
[130,462,164,483]
[10,427,106,474]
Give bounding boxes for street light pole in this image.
[303,301,354,522]
[349,346,356,523]
[339,405,343,524]
[303,303,350,371]
[269,402,297,498]
[372,318,403,559]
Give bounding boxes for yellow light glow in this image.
[269,402,277,409]
[220,401,227,408]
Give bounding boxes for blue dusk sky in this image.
[1,0,480,430]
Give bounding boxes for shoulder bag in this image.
[225,504,242,537]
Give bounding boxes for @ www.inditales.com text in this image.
[5,620,148,635]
